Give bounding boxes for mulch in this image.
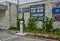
[25,33,60,41]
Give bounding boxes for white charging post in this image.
[20,21,24,34]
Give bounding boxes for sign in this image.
[22,7,29,12]
[18,9,22,13]
[18,7,29,13]
[54,15,60,21]
[32,14,43,16]
[52,1,60,21]
[30,4,45,21]
[52,8,60,14]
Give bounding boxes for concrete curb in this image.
[5,30,59,41]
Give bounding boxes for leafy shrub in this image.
[16,17,20,30]
[42,17,45,30]
[52,28,60,35]
[52,28,60,32]
[42,17,53,32]
[26,18,37,32]
[46,18,53,32]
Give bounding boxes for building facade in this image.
[0,0,60,29]
[0,1,17,29]
[19,0,60,29]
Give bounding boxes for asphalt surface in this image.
[0,30,58,41]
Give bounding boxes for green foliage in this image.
[26,18,37,32]
[52,28,60,32]
[52,28,60,36]
[16,17,20,30]
[24,17,60,36]
[46,18,53,32]
[42,17,45,30]
[42,17,53,32]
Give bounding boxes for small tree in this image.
[27,18,37,32]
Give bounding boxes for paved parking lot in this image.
[0,34,57,41]
[0,32,17,41]
[0,30,58,41]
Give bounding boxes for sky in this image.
[0,0,39,4]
